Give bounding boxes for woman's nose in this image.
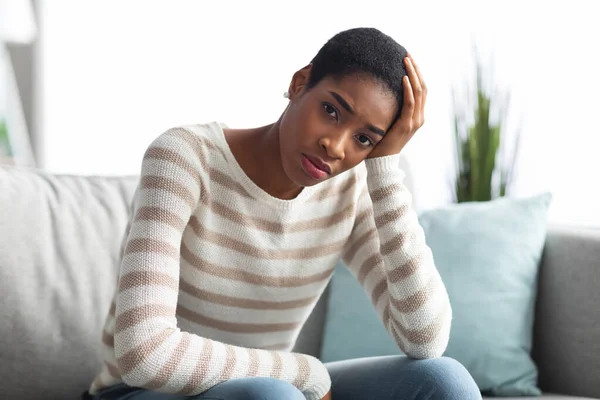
[319,135,345,161]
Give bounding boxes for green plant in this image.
[452,50,520,203]
[0,117,13,157]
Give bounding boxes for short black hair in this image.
[307,27,408,122]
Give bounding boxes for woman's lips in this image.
[301,154,330,180]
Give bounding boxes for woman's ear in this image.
[287,64,312,100]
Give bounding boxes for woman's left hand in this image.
[367,54,427,158]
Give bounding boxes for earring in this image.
[283,91,290,99]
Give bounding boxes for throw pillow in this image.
[321,193,552,397]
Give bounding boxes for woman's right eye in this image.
[322,103,339,120]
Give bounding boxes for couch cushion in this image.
[0,166,137,399]
[533,226,600,399]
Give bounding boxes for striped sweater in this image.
[89,122,452,400]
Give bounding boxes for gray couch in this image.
[1,166,599,399]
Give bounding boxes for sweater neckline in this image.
[207,121,318,209]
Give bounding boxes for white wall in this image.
[38,0,600,227]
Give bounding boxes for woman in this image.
[86,27,481,400]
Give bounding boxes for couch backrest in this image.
[0,166,138,399]
[532,226,600,398]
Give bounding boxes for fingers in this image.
[408,55,427,98]
[400,74,415,124]
[403,55,426,128]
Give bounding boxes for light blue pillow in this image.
[321,193,552,397]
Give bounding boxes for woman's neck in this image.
[224,122,304,200]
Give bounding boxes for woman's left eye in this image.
[356,134,374,147]
[322,103,338,120]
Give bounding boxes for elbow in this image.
[115,347,157,388]
[401,329,449,359]
[118,368,148,389]
[114,330,173,388]
[404,342,448,360]
[411,323,451,359]
[120,371,146,389]
[397,308,452,360]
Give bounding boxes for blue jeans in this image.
[92,356,481,400]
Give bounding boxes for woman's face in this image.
[279,67,398,187]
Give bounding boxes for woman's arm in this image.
[114,128,330,400]
[340,156,452,359]
[338,54,451,359]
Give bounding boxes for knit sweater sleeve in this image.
[341,154,452,359]
[114,128,330,399]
